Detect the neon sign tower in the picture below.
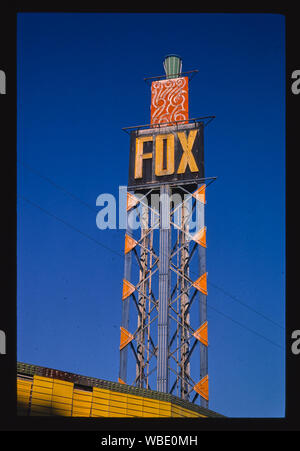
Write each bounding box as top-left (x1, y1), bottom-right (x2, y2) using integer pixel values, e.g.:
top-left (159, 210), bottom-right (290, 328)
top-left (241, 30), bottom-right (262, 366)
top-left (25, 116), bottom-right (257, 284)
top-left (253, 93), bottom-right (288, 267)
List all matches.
top-left (119, 55), bottom-right (215, 408)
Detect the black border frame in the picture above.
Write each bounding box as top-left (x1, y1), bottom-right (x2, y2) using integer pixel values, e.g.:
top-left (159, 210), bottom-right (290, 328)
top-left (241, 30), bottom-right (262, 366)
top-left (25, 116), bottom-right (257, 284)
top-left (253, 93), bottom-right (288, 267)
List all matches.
top-left (1, 5), bottom-right (298, 434)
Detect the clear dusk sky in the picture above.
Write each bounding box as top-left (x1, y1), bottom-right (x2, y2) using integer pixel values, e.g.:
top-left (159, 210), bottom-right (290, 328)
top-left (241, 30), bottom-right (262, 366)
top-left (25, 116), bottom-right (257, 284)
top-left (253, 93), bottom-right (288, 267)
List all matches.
top-left (17, 12), bottom-right (285, 417)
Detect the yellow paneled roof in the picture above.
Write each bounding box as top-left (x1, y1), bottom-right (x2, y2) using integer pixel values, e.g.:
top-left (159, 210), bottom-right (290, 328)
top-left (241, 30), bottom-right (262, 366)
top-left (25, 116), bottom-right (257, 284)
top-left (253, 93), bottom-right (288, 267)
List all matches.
top-left (17, 362), bottom-right (224, 418)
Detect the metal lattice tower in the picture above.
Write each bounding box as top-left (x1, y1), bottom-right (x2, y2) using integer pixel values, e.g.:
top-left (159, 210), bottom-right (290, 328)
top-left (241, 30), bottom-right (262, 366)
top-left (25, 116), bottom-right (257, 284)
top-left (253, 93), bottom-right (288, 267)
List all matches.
top-left (119, 56), bottom-right (214, 408)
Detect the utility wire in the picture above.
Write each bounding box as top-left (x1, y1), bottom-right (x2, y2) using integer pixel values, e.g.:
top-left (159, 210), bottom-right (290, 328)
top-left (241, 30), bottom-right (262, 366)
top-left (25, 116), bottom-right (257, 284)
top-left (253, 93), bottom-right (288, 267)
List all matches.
top-left (19, 194), bottom-right (283, 351)
top-left (207, 281), bottom-right (284, 330)
top-left (19, 195), bottom-right (123, 260)
top-left (19, 161), bottom-right (284, 331)
top-left (19, 162), bottom-right (96, 212)
top-left (206, 302), bottom-right (283, 350)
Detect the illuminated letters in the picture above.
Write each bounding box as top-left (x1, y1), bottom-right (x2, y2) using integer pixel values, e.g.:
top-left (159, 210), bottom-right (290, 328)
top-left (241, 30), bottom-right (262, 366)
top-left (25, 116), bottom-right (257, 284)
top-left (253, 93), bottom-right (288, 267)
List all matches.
top-left (134, 130), bottom-right (199, 179)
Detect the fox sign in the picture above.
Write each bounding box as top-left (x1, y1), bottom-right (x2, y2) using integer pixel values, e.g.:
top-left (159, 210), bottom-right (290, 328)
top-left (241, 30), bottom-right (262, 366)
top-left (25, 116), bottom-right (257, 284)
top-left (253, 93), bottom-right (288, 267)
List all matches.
top-left (128, 122), bottom-right (204, 188)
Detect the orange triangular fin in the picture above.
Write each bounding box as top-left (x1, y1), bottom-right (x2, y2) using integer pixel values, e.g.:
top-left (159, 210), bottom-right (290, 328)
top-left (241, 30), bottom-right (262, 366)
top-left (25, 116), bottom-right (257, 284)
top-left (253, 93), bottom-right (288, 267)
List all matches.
top-left (193, 375), bottom-right (209, 401)
top-left (122, 279), bottom-right (135, 300)
top-left (125, 234), bottom-right (138, 254)
top-left (191, 226), bottom-right (207, 247)
top-left (192, 184), bottom-right (206, 204)
top-left (127, 192), bottom-right (139, 211)
top-left (193, 273), bottom-right (208, 295)
top-left (119, 327), bottom-right (134, 350)
top-left (193, 321), bottom-right (208, 346)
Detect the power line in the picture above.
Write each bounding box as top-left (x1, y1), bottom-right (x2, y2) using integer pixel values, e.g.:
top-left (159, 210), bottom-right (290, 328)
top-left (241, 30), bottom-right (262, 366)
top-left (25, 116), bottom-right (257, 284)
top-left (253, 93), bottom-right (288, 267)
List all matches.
top-left (207, 303), bottom-right (283, 350)
top-left (19, 195), bottom-right (123, 260)
top-left (19, 194), bottom-right (283, 351)
top-left (19, 161), bottom-right (284, 331)
top-left (207, 280), bottom-right (284, 330)
top-left (19, 162), bottom-right (95, 212)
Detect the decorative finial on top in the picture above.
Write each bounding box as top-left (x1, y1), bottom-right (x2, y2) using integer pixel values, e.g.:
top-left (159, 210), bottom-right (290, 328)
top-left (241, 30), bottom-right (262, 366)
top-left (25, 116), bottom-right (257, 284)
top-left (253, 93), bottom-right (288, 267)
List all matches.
top-left (163, 54), bottom-right (182, 79)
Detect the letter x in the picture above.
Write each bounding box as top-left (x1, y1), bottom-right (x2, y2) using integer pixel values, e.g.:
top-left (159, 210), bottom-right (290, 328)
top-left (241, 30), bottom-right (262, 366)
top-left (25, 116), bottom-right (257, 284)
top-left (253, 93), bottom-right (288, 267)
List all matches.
top-left (177, 129), bottom-right (199, 174)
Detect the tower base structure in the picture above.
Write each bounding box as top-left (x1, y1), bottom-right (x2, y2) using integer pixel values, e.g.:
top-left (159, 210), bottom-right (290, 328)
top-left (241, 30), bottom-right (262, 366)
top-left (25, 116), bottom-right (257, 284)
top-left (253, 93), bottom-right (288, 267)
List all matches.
top-left (119, 157), bottom-right (212, 407)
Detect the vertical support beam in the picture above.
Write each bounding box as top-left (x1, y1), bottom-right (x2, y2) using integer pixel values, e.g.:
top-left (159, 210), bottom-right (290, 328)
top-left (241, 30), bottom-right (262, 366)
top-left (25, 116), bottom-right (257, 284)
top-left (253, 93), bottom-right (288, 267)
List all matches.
top-left (145, 227), bottom-right (153, 389)
top-left (136, 202), bottom-right (148, 387)
top-left (180, 201), bottom-right (190, 400)
top-left (176, 226), bottom-right (180, 398)
top-left (119, 193), bottom-right (133, 384)
top-left (197, 190), bottom-right (208, 408)
top-left (157, 184), bottom-right (171, 393)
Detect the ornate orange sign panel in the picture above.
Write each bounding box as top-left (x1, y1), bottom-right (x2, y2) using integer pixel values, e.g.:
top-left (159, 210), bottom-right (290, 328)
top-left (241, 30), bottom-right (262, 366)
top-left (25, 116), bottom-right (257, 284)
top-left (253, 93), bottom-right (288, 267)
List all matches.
top-left (150, 76), bottom-right (189, 126)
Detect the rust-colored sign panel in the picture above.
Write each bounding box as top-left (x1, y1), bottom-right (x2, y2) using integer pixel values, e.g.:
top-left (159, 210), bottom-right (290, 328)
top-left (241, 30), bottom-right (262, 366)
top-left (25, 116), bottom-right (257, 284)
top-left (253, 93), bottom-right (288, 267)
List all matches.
top-left (151, 76), bottom-right (189, 126)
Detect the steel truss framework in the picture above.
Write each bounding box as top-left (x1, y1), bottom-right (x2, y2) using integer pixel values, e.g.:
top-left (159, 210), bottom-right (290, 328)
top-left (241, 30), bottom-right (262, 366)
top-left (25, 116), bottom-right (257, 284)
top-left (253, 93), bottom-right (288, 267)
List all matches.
top-left (119, 182), bottom-right (209, 407)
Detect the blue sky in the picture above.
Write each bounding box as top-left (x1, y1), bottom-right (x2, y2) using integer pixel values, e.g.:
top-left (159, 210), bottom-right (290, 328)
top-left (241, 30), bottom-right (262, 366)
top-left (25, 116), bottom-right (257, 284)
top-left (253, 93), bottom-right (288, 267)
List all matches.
top-left (17, 13), bottom-right (285, 418)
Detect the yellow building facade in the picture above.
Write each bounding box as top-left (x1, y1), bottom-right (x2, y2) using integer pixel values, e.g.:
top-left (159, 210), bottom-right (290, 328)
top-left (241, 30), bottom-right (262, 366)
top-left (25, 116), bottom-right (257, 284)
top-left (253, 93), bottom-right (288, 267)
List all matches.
top-left (17, 362), bottom-right (223, 418)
